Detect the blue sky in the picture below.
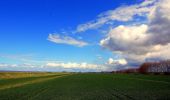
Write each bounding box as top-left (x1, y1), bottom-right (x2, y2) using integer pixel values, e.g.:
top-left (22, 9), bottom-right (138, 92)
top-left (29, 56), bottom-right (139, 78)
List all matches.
top-left (0, 0), bottom-right (169, 72)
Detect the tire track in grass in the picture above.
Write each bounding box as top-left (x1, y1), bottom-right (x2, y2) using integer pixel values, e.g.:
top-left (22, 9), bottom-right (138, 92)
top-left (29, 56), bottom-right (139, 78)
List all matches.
top-left (114, 88), bottom-right (136, 100)
top-left (28, 87), bottom-right (49, 100)
top-left (0, 74), bottom-right (71, 90)
top-left (97, 89), bottom-right (119, 100)
top-left (106, 88), bottom-right (125, 100)
top-left (109, 91), bottom-right (123, 100)
top-left (25, 74), bottom-right (71, 100)
top-left (12, 74), bottom-right (71, 100)
top-left (125, 78), bottom-right (170, 84)
top-left (19, 87), bottom-right (48, 100)
top-left (108, 88), bottom-right (136, 100)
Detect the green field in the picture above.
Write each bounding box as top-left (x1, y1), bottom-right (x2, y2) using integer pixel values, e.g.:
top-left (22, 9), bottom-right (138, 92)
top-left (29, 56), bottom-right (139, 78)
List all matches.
top-left (0, 72), bottom-right (170, 100)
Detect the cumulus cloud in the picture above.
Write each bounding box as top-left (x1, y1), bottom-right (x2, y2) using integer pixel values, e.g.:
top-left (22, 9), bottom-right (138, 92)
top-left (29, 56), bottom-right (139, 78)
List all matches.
top-left (147, 0), bottom-right (170, 45)
top-left (100, 0), bottom-right (170, 67)
top-left (104, 58), bottom-right (128, 70)
top-left (107, 58), bottom-right (127, 65)
top-left (48, 34), bottom-right (88, 47)
top-left (76, 0), bottom-right (156, 32)
top-left (100, 24), bottom-right (149, 55)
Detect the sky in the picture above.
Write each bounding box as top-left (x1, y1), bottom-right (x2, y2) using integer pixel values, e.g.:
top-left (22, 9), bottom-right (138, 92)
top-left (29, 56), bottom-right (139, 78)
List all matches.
top-left (0, 0), bottom-right (170, 72)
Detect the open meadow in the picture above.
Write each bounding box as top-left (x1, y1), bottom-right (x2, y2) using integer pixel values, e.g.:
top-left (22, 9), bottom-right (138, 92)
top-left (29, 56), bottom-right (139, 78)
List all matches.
top-left (0, 72), bottom-right (170, 100)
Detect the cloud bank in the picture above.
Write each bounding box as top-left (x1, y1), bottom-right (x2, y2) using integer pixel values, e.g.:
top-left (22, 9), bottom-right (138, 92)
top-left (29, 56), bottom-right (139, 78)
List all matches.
top-left (0, 62), bottom-right (110, 72)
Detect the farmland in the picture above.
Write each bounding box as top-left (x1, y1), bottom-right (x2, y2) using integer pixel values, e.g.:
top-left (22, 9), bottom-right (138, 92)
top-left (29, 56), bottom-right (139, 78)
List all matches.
top-left (0, 72), bottom-right (170, 100)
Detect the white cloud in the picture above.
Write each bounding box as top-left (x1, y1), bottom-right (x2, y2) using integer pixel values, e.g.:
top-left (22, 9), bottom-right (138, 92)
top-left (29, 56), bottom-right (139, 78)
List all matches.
top-left (45, 61), bottom-right (128, 72)
top-left (0, 59), bottom-right (129, 72)
top-left (76, 0), bottom-right (156, 32)
top-left (107, 58), bottom-right (127, 65)
top-left (100, 24), bottom-right (149, 55)
top-left (145, 44), bottom-right (170, 60)
top-left (147, 0), bottom-right (170, 45)
top-left (48, 34), bottom-right (88, 47)
top-left (46, 62), bottom-right (98, 70)
top-left (104, 58), bottom-right (129, 71)
top-left (0, 64), bottom-right (17, 68)
top-left (100, 0), bottom-right (170, 66)
top-left (0, 63), bottom-right (42, 71)
top-left (0, 62), bottom-right (106, 72)
top-left (3, 62), bottom-right (109, 72)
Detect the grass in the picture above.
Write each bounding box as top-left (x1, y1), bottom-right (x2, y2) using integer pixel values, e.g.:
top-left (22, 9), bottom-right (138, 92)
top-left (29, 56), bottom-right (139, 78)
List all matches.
top-left (0, 72), bottom-right (170, 100)
top-left (0, 72), bottom-right (62, 79)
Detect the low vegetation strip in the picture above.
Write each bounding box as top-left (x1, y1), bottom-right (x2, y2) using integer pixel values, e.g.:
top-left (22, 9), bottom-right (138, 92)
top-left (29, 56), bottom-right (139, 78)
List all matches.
top-left (0, 73), bottom-right (71, 90)
top-left (0, 72), bottom-right (66, 79)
